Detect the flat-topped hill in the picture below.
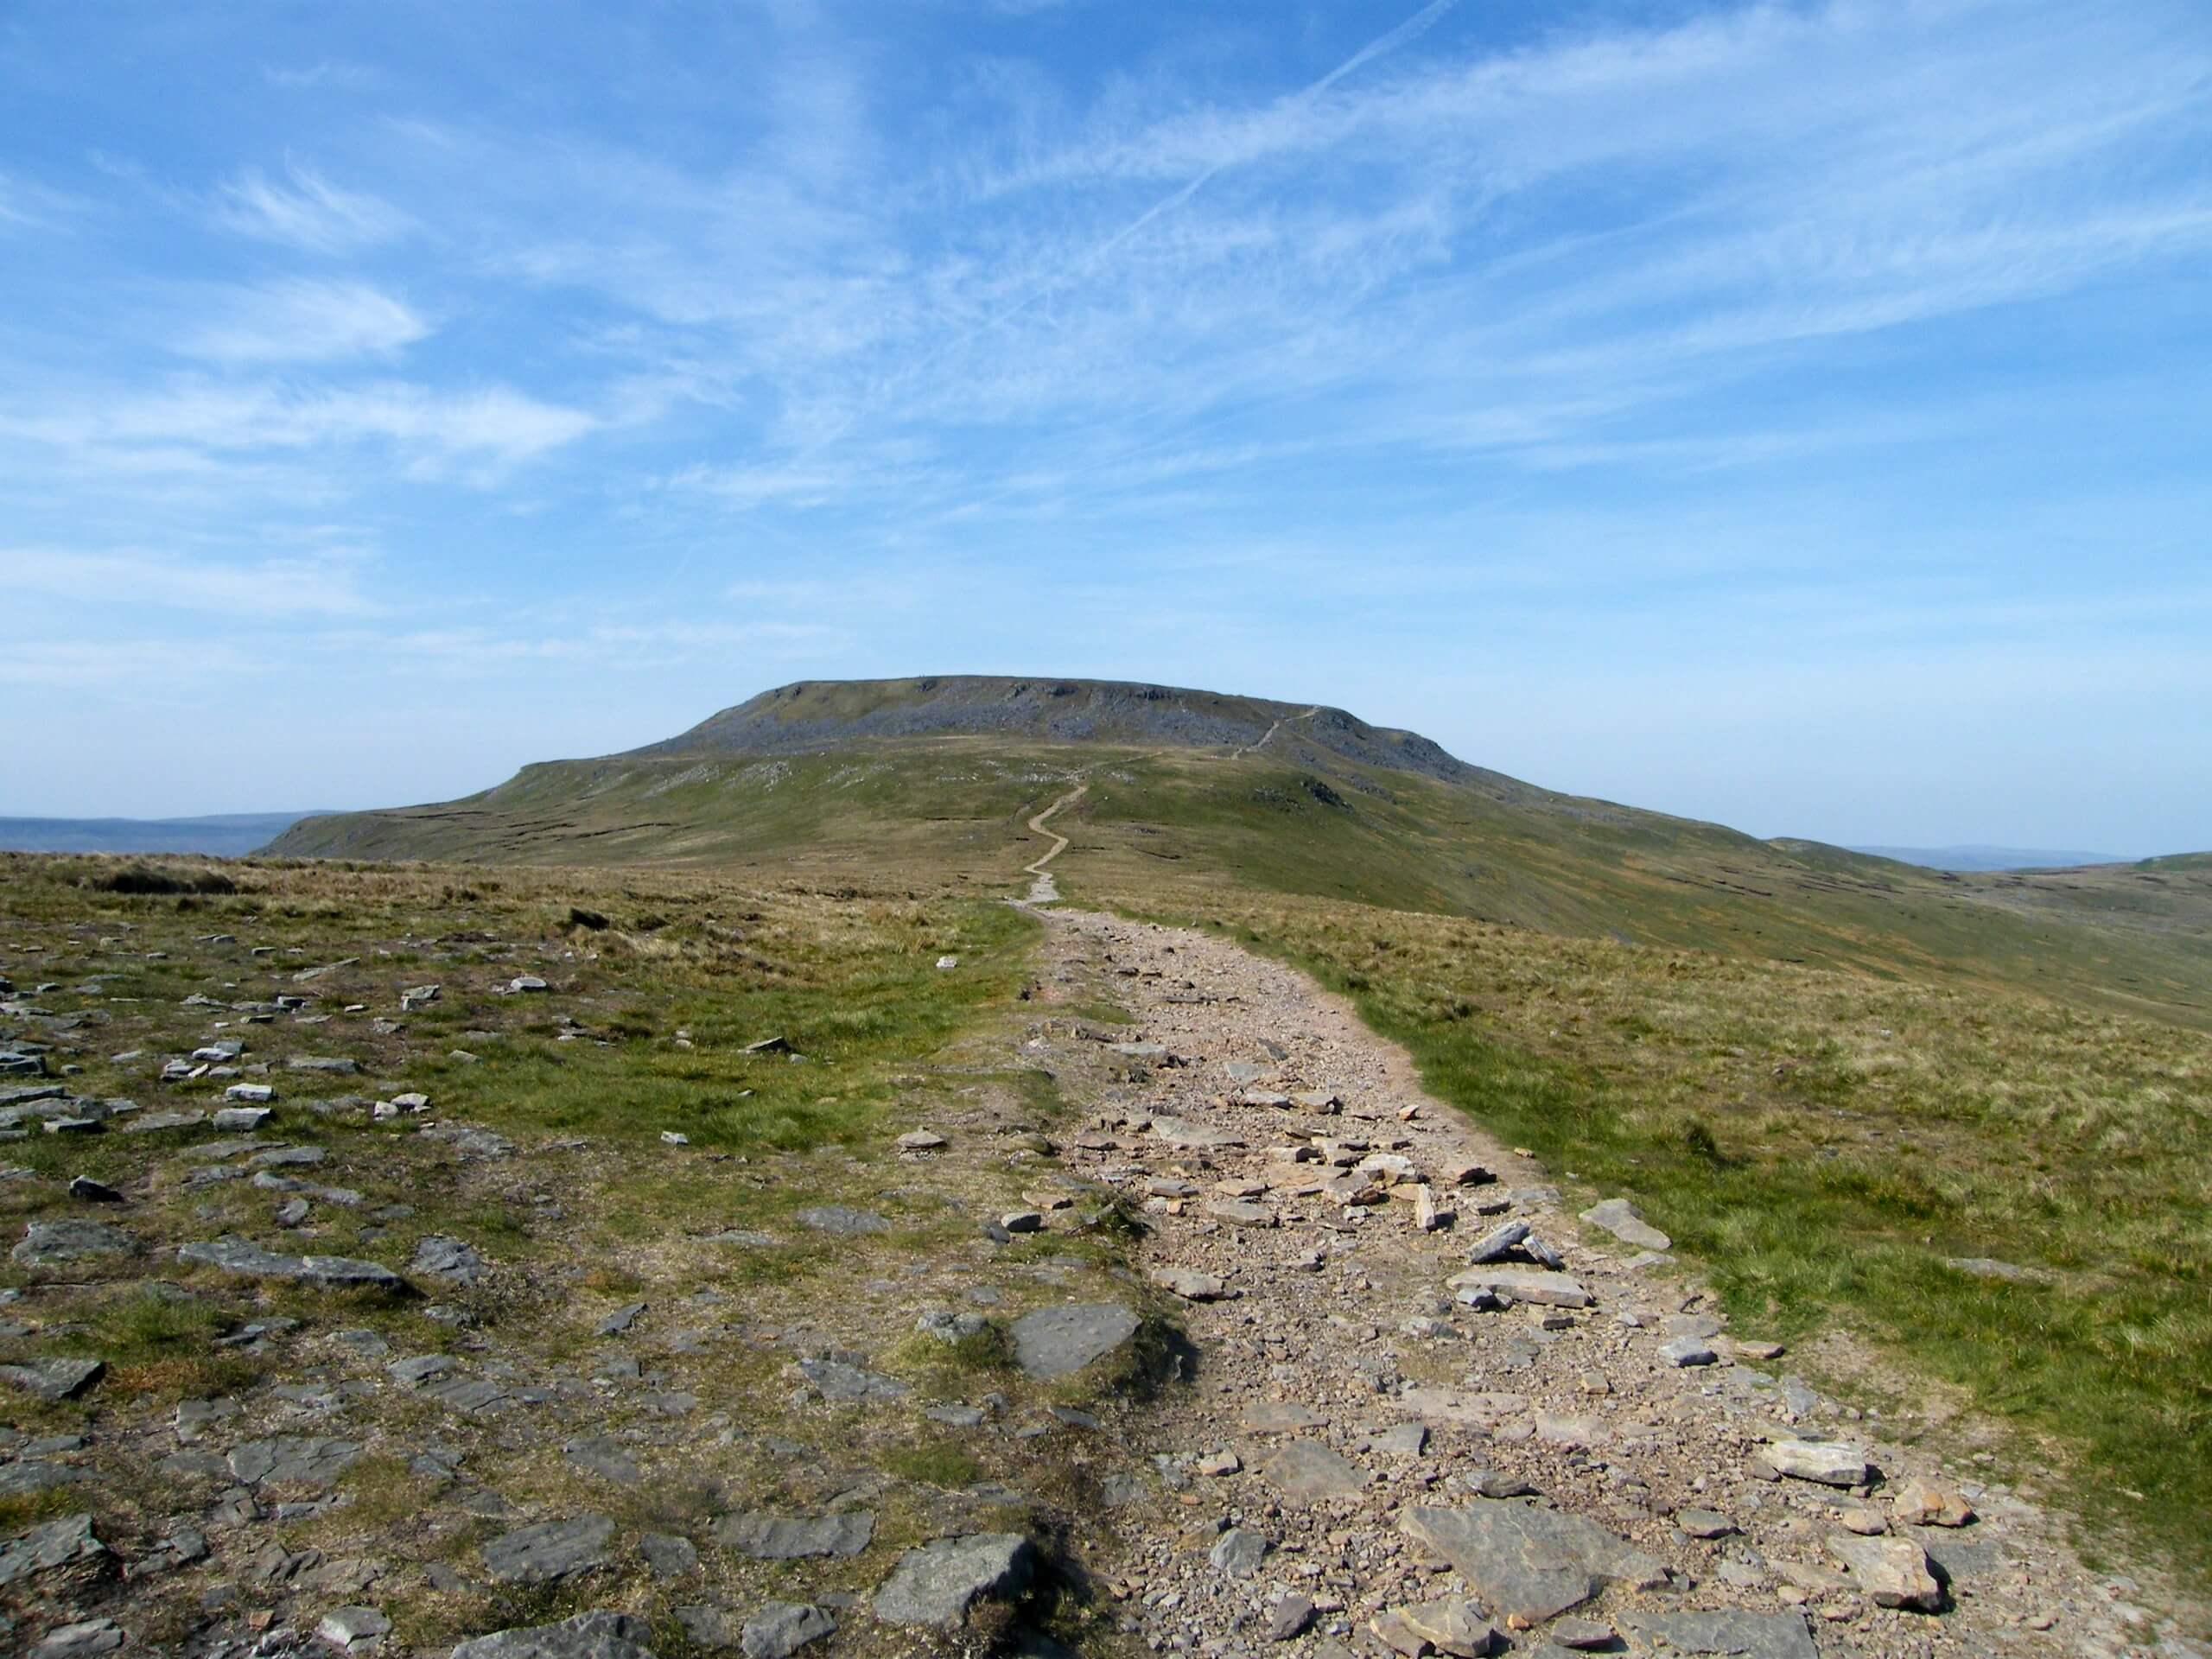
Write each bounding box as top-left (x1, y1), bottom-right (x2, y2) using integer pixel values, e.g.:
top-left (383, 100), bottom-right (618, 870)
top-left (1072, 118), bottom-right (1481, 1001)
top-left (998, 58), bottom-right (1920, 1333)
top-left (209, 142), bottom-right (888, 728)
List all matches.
top-left (261, 675), bottom-right (2212, 1030)
top-left (635, 676), bottom-right (1484, 785)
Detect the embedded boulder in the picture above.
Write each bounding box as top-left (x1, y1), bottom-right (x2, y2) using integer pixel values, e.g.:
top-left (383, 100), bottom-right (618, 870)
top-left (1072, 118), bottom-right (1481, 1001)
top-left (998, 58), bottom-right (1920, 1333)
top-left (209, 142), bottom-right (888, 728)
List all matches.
top-left (1009, 1303), bottom-right (1140, 1379)
top-left (14, 1218), bottom-right (137, 1266)
top-left (1401, 1501), bottom-right (1668, 1624)
top-left (482, 1515), bottom-right (616, 1584)
top-left (873, 1532), bottom-right (1034, 1628)
top-left (178, 1236), bottom-right (409, 1294)
top-left (449, 1611), bottom-right (656, 1659)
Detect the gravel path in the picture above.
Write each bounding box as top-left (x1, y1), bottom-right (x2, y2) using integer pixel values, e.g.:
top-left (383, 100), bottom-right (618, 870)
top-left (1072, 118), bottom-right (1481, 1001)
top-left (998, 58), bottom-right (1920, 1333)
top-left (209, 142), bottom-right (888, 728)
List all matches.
top-left (1021, 902), bottom-right (2168, 1659)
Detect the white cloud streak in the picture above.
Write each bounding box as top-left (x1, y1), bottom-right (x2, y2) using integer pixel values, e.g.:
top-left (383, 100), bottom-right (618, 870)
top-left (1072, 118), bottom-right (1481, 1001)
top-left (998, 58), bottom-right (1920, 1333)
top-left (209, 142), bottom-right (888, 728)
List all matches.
top-left (214, 162), bottom-right (412, 253)
top-left (180, 278), bottom-right (431, 364)
top-left (1, 545), bottom-right (381, 618)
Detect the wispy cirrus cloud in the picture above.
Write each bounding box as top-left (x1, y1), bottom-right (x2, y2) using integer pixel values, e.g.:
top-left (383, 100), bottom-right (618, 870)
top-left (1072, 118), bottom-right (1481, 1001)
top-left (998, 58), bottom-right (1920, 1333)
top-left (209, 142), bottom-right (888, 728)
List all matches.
top-left (1, 379), bottom-right (595, 471)
top-left (179, 278), bottom-right (431, 364)
top-left (1, 544), bottom-right (382, 618)
top-left (0, 168), bottom-right (86, 233)
top-left (3, 0), bottom-right (2208, 840)
top-left (214, 161), bottom-right (412, 252)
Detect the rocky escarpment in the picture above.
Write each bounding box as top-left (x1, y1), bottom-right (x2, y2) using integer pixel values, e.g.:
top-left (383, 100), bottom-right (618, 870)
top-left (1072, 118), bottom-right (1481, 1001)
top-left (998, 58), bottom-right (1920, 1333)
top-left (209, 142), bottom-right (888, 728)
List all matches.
top-left (633, 677), bottom-right (1490, 786)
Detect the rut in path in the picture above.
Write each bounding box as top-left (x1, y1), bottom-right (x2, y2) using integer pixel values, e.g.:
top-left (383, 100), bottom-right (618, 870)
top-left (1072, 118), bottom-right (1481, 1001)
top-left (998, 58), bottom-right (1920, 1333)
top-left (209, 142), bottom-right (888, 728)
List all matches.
top-left (1016, 904), bottom-right (2151, 1659)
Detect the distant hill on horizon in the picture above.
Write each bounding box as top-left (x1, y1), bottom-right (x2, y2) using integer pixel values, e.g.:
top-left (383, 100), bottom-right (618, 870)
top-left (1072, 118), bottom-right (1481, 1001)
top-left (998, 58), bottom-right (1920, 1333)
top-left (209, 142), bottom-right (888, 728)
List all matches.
top-left (1851, 844), bottom-right (2140, 872)
top-left (0, 812), bottom-right (330, 857)
top-left (263, 675), bottom-right (2212, 1031)
top-left (635, 674), bottom-right (1492, 786)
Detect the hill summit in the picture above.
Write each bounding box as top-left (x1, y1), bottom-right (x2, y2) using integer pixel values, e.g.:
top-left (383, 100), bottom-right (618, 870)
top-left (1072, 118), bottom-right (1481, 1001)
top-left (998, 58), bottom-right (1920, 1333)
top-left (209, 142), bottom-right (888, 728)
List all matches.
top-left (636, 676), bottom-right (1482, 785)
top-left (258, 673), bottom-right (2212, 1031)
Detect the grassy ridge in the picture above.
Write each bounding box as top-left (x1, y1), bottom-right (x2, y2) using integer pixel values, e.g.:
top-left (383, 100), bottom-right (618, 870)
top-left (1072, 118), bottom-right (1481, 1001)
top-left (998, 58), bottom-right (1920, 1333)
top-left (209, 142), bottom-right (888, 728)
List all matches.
top-left (1110, 881), bottom-right (2212, 1582)
top-left (269, 739), bottom-right (2212, 1030)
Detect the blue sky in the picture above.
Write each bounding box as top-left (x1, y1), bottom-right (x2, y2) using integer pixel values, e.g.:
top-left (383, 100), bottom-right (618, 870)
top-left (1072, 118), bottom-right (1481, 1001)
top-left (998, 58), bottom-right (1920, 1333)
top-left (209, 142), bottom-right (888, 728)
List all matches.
top-left (3, 0), bottom-right (2208, 851)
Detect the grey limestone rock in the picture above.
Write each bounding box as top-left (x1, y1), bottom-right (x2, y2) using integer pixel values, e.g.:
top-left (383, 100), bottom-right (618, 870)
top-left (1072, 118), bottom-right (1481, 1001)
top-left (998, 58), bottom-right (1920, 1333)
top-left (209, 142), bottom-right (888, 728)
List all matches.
top-left (714, 1511), bottom-right (874, 1560)
top-left (739, 1601), bottom-right (835, 1659)
top-left (796, 1357), bottom-right (906, 1401)
top-left (793, 1205), bottom-right (885, 1235)
top-left (1210, 1526), bottom-right (1269, 1578)
top-left (15, 1218), bottom-right (137, 1265)
top-left (179, 1236), bottom-right (408, 1293)
top-left (0, 1513), bottom-right (110, 1587)
top-left (482, 1515), bottom-right (616, 1584)
top-left (1580, 1197), bottom-right (1672, 1251)
top-left (1255, 1441), bottom-right (1365, 1503)
top-left (449, 1611), bottom-right (656, 1659)
top-left (1401, 1501), bottom-right (1669, 1624)
top-left (638, 1531), bottom-right (698, 1578)
top-left (228, 1435), bottom-right (362, 1489)
top-left (412, 1234), bottom-right (486, 1284)
top-left (873, 1532), bottom-right (1034, 1627)
top-left (1617, 1610), bottom-right (1816, 1658)
top-left (1009, 1302), bottom-right (1139, 1379)
top-left (0, 1357), bottom-right (105, 1400)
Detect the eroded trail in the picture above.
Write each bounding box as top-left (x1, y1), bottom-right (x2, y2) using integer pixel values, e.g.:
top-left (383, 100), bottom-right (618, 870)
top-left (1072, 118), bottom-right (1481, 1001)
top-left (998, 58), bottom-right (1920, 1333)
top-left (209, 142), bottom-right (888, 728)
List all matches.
top-left (1019, 906), bottom-right (2149, 1659)
top-left (1021, 784), bottom-right (1088, 905)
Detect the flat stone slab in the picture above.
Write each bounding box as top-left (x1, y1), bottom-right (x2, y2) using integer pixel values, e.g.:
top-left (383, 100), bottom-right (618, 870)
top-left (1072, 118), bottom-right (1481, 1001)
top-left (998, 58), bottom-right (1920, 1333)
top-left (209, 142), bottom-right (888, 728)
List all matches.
top-left (483, 1515), bottom-right (615, 1583)
top-left (1203, 1198), bottom-right (1277, 1228)
top-left (564, 1435), bottom-right (641, 1484)
top-left (873, 1532), bottom-right (1034, 1627)
top-left (1255, 1440), bottom-right (1365, 1502)
top-left (419, 1122), bottom-right (517, 1159)
top-left (0, 1513), bottom-right (109, 1587)
top-left (179, 1236), bottom-right (408, 1294)
top-left (1241, 1400), bottom-right (1329, 1432)
top-left (28, 1616), bottom-right (124, 1657)
top-left (450, 1611), bottom-right (656, 1659)
top-left (1758, 1439), bottom-right (1872, 1486)
top-left (0, 1460), bottom-right (87, 1497)
top-left (0, 1358), bottom-right (105, 1401)
top-left (797, 1357), bottom-right (907, 1401)
top-left (1446, 1266), bottom-right (1593, 1307)
top-left (14, 1218), bottom-right (137, 1265)
top-left (1392, 1388), bottom-right (1528, 1429)
top-left (715, 1511), bottom-right (874, 1560)
top-left (794, 1205), bottom-right (887, 1235)
top-left (121, 1110), bottom-right (206, 1134)
top-left (637, 1533), bottom-right (696, 1580)
top-left (1580, 1197), bottom-right (1671, 1251)
top-left (1010, 1303), bottom-right (1140, 1379)
top-left (1210, 1526), bottom-right (1268, 1577)
top-left (740, 1600), bottom-right (835, 1659)
top-left (412, 1234), bottom-right (486, 1284)
top-left (1152, 1267), bottom-right (1229, 1300)
top-left (229, 1436), bottom-right (361, 1489)
top-left (1618, 1610), bottom-right (1817, 1658)
top-left (1147, 1115), bottom-right (1243, 1150)
top-left (1402, 1501), bottom-right (1669, 1624)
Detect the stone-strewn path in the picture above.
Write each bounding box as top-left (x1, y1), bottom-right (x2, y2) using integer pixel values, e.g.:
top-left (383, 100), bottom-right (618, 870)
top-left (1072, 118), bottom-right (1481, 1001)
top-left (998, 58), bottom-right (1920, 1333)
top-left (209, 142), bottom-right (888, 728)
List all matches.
top-left (1021, 905), bottom-right (2158, 1659)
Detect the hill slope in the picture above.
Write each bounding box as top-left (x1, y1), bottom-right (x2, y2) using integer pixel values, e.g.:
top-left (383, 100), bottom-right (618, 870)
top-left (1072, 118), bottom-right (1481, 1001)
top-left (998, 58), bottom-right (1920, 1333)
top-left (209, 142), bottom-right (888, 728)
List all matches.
top-left (265, 677), bottom-right (2212, 1027)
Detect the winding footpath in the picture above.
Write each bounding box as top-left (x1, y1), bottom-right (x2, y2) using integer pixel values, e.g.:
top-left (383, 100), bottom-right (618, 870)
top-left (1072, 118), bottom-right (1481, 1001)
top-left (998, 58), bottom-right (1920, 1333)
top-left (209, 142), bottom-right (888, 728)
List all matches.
top-left (1021, 783), bottom-right (1089, 904)
top-left (1009, 793), bottom-right (2179, 1658)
